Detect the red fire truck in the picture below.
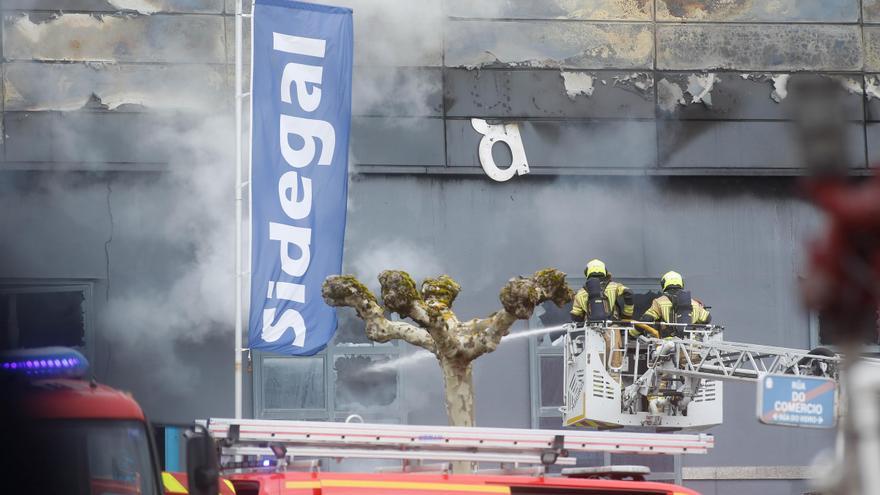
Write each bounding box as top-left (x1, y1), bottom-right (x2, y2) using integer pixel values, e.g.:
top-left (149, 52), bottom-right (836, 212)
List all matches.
top-left (1, 346), bottom-right (231, 495)
top-left (2, 347), bottom-right (703, 495)
top-left (204, 418), bottom-right (707, 495)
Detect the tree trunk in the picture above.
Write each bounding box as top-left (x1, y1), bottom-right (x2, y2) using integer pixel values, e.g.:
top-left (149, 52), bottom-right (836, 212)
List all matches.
top-left (440, 358), bottom-right (475, 427)
top-left (439, 358), bottom-right (475, 473)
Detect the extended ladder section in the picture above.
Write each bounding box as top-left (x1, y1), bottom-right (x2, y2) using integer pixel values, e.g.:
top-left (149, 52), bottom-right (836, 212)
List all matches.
top-left (642, 336), bottom-right (845, 382)
top-left (203, 418), bottom-right (714, 470)
top-left (561, 322), bottom-right (880, 430)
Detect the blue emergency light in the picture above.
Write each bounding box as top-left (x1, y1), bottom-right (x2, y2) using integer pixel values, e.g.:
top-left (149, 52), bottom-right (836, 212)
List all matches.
top-left (0, 347), bottom-right (89, 379)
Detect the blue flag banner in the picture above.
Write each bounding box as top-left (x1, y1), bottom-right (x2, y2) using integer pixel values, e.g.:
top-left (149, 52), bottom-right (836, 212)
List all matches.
top-left (249, 0), bottom-right (352, 355)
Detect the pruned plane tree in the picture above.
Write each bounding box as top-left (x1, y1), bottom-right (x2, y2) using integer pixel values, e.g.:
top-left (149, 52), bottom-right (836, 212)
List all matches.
top-left (322, 269), bottom-right (573, 427)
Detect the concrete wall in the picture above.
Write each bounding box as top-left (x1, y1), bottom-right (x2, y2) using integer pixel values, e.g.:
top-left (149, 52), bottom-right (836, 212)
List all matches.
top-left (1, 0), bottom-right (870, 492)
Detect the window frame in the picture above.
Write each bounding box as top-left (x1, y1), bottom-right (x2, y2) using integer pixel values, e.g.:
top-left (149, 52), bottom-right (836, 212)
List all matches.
top-left (0, 278), bottom-right (96, 365)
top-left (254, 333), bottom-right (406, 423)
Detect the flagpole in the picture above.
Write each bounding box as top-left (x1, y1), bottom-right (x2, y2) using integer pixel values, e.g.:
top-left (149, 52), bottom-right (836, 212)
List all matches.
top-left (234, 0), bottom-right (245, 420)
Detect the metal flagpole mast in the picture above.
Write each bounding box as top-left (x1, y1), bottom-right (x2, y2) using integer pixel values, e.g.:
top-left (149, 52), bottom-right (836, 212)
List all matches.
top-left (234, 0), bottom-right (245, 420)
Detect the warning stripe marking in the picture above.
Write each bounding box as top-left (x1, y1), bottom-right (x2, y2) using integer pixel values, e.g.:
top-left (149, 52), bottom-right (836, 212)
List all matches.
top-left (162, 472), bottom-right (188, 494)
top-left (285, 480), bottom-right (510, 493)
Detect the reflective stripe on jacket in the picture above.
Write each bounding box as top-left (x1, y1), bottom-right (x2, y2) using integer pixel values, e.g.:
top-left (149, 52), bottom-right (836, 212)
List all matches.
top-left (570, 280), bottom-right (634, 320)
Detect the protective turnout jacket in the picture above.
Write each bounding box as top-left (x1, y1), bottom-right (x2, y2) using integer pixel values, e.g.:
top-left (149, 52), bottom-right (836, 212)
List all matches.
top-left (571, 280), bottom-right (634, 321)
top-left (642, 289), bottom-right (711, 337)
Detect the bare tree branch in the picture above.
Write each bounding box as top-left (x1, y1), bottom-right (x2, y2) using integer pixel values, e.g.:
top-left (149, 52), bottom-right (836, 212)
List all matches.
top-left (456, 268), bottom-right (574, 359)
top-left (322, 268), bottom-right (572, 433)
top-left (322, 275), bottom-right (436, 352)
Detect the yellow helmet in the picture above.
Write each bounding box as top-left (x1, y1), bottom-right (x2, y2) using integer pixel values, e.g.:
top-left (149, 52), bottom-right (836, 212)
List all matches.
top-left (584, 259), bottom-right (608, 278)
top-left (661, 270), bottom-right (684, 290)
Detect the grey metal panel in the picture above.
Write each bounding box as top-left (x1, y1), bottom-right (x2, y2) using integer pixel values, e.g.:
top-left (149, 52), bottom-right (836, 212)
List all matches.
top-left (445, 119), bottom-right (656, 169)
top-left (864, 26), bottom-right (880, 72)
top-left (4, 62), bottom-right (229, 112)
top-left (351, 117), bottom-right (445, 166)
top-left (4, 112), bottom-right (54, 162)
top-left (656, 0), bottom-right (859, 22)
top-left (352, 67), bottom-right (443, 117)
top-left (659, 121), bottom-right (867, 168)
top-left (866, 0), bottom-right (880, 23)
top-left (866, 123), bottom-right (880, 165)
top-left (445, 69), bottom-right (655, 119)
top-left (657, 24), bottom-right (863, 71)
top-left (3, 12), bottom-right (227, 63)
top-left (4, 111), bottom-right (175, 163)
top-left (446, 0), bottom-right (652, 21)
top-left (445, 20), bottom-right (654, 70)
top-left (656, 72), bottom-right (865, 121)
top-left (1, 0), bottom-right (224, 13)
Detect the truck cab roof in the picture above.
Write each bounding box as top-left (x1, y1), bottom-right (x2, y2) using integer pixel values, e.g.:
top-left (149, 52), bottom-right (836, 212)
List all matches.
top-left (16, 377), bottom-right (145, 421)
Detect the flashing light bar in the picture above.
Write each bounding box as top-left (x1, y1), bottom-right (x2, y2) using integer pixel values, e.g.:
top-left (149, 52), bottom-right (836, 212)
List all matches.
top-left (0, 347), bottom-right (89, 379)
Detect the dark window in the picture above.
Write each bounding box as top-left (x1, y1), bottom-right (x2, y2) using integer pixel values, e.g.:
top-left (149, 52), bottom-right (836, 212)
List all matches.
top-left (632, 289), bottom-right (662, 320)
top-left (540, 355), bottom-right (564, 407)
top-left (817, 310), bottom-right (880, 347)
top-left (1, 290), bottom-right (86, 350)
top-left (333, 354), bottom-right (398, 410)
top-left (18, 419), bottom-right (159, 495)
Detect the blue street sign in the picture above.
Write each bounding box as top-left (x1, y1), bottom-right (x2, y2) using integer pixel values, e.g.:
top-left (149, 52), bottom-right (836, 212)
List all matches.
top-left (756, 374), bottom-right (837, 428)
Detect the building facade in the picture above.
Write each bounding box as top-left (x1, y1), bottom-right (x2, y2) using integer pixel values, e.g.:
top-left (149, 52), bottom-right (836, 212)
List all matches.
top-left (3, 1), bottom-right (880, 493)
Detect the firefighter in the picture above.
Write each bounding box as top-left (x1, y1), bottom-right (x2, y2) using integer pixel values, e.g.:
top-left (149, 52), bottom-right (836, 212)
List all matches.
top-left (639, 271), bottom-right (711, 415)
top-left (570, 259), bottom-right (634, 323)
top-left (570, 259), bottom-right (633, 383)
top-left (639, 270), bottom-right (711, 339)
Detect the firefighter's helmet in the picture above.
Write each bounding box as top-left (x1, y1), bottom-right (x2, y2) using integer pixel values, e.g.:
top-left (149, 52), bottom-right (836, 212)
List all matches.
top-left (585, 259), bottom-right (608, 278)
top-left (661, 271), bottom-right (684, 291)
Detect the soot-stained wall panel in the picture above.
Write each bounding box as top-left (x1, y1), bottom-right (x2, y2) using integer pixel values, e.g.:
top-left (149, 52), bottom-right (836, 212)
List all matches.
top-left (656, 72), bottom-right (866, 121)
top-left (3, 13), bottom-right (227, 63)
top-left (658, 121), bottom-right (867, 169)
top-left (4, 62), bottom-right (229, 112)
top-left (656, 0), bottom-right (859, 22)
top-left (4, 111), bottom-right (177, 164)
top-left (445, 20), bottom-right (654, 70)
top-left (446, 119), bottom-right (656, 169)
top-left (866, 0), bottom-right (880, 23)
top-left (1, 0), bottom-right (224, 13)
top-left (657, 24), bottom-right (863, 71)
top-left (445, 69), bottom-right (654, 119)
top-left (447, 0), bottom-right (653, 21)
top-left (351, 117), bottom-right (445, 167)
top-left (863, 27), bottom-right (880, 72)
